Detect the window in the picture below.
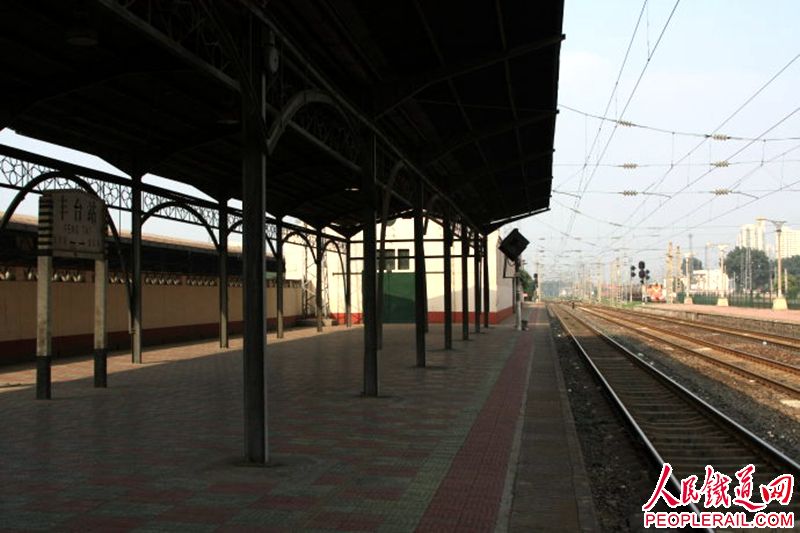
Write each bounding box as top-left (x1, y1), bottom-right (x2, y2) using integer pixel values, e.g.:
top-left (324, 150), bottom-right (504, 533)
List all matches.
top-left (384, 249), bottom-right (396, 271)
top-left (377, 248), bottom-right (410, 271)
top-left (397, 249), bottom-right (410, 271)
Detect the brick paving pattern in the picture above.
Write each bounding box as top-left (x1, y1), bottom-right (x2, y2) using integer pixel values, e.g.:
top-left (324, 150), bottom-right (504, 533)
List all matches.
top-left (417, 311), bottom-right (534, 533)
top-left (0, 315), bottom-right (541, 532)
top-left (507, 307), bottom-right (598, 532)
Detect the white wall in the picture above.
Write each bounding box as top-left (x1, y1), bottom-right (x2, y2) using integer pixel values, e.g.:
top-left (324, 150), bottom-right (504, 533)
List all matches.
top-left (320, 217), bottom-right (514, 319)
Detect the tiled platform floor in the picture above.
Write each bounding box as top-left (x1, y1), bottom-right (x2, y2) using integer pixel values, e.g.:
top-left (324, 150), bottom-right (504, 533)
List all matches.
top-left (0, 305), bottom-right (595, 532)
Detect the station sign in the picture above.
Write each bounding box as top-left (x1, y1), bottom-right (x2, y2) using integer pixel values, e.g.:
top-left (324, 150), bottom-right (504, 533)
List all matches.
top-left (38, 190), bottom-right (105, 260)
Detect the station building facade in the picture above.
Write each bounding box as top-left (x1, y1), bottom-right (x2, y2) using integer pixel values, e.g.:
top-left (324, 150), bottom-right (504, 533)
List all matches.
top-left (1, 211), bottom-right (517, 363)
top-left (0, 212), bottom-right (302, 363)
top-left (283, 217), bottom-right (516, 325)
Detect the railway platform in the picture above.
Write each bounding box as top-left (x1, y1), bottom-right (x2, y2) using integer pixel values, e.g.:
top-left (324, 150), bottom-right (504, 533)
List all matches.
top-left (644, 303), bottom-right (800, 324)
top-left (0, 304), bottom-right (597, 532)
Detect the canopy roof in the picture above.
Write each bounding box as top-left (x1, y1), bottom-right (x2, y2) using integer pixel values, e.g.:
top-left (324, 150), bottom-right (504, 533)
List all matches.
top-left (1, 0), bottom-right (563, 234)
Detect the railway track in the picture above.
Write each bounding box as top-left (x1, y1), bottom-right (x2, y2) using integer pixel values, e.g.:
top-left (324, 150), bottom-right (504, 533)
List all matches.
top-left (550, 303), bottom-right (800, 529)
top-left (593, 305), bottom-right (800, 352)
top-left (578, 305), bottom-right (800, 398)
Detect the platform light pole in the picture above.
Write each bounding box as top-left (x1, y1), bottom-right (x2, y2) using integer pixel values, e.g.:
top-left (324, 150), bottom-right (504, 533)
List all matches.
top-left (765, 220), bottom-right (787, 310)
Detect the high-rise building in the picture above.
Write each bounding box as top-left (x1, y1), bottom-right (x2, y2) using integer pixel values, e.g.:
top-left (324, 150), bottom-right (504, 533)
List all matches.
top-left (737, 218), bottom-right (766, 251)
top-left (779, 226), bottom-right (800, 258)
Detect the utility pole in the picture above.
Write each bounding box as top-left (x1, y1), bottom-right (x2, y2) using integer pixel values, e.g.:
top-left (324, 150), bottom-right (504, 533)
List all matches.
top-left (686, 233), bottom-right (694, 304)
top-left (717, 244), bottom-right (729, 306)
top-left (746, 246), bottom-right (752, 294)
top-left (628, 261), bottom-right (634, 303)
top-left (666, 242), bottom-right (674, 304)
top-left (765, 220), bottom-right (788, 310)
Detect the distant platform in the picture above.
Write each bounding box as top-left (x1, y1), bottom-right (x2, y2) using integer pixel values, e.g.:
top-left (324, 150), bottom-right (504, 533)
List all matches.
top-left (637, 303), bottom-right (800, 326)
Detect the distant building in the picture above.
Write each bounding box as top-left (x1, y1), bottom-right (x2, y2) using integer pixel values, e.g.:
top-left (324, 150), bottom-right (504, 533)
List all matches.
top-left (679, 268), bottom-right (728, 294)
top-left (779, 226), bottom-right (800, 258)
top-left (285, 217), bottom-right (516, 325)
top-left (737, 219), bottom-right (766, 251)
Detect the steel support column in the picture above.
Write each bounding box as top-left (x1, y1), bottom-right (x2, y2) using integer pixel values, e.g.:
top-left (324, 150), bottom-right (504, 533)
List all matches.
top-left (483, 234), bottom-right (490, 328)
top-left (219, 202), bottom-right (229, 348)
top-left (241, 16), bottom-right (268, 464)
top-left (413, 179), bottom-right (426, 367)
top-left (443, 217), bottom-right (453, 349)
top-left (362, 134), bottom-right (379, 396)
top-left (461, 225), bottom-right (469, 341)
top-left (376, 199), bottom-right (390, 349)
top-left (276, 218), bottom-right (284, 338)
top-left (36, 254), bottom-right (52, 399)
top-left (316, 227), bottom-right (323, 332)
top-left (345, 237), bottom-right (352, 327)
top-left (474, 232), bottom-right (481, 334)
top-left (131, 173), bottom-right (143, 364)
top-left (94, 258), bottom-right (108, 387)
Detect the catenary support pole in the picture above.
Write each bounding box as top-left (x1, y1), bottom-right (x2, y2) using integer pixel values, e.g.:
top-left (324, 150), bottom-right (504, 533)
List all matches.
top-left (362, 133), bottom-right (379, 396)
top-left (414, 179), bottom-right (426, 367)
top-left (443, 216), bottom-right (453, 349)
top-left (131, 173), bottom-right (143, 364)
top-left (241, 15), bottom-right (268, 464)
top-left (276, 218), bottom-right (284, 338)
top-left (219, 202), bottom-right (229, 348)
top-left (483, 234), bottom-right (490, 328)
top-left (94, 258), bottom-right (108, 387)
top-left (461, 224), bottom-right (469, 341)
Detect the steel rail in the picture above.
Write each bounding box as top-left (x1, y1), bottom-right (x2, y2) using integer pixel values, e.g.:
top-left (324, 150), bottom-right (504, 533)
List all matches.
top-left (586, 306), bottom-right (800, 377)
top-left (550, 304), bottom-right (800, 527)
top-left (612, 306), bottom-right (800, 351)
top-left (581, 306), bottom-right (800, 398)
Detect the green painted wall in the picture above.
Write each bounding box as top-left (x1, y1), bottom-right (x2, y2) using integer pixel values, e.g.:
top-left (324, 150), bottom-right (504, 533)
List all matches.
top-left (382, 272), bottom-right (415, 323)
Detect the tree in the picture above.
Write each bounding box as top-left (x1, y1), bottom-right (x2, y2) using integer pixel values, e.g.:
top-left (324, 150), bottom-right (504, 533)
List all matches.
top-left (781, 255), bottom-right (800, 277)
top-left (680, 256), bottom-right (703, 272)
top-left (724, 247), bottom-right (771, 291)
top-left (779, 255), bottom-right (800, 298)
top-left (517, 268), bottom-right (534, 295)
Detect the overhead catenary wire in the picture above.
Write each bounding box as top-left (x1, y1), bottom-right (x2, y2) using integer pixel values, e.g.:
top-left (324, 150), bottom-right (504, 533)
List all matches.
top-left (606, 51), bottom-right (800, 234)
top-left (558, 104), bottom-right (800, 143)
top-left (554, 159), bottom-right (800, 168)
top-left (559, 137), bottom-right (800, 261)
top-left (563, 0), bottom-right (681, 249)
top-left (554, 0), bottom-right (649, 251)
top-left (623, 175), bottom-right (800, 260)
top-left (609, 108), bottom-right (800, 243)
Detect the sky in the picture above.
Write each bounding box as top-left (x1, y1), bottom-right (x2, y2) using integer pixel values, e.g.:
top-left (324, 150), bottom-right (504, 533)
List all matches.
top-left (515, 0), bottom-right (800, 289)
top-left (2, 1), bottom-right (799, 289)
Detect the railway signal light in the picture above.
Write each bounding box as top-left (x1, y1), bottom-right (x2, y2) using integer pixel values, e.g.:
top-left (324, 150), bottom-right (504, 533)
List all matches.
top-left (630, 265), bottom-right (636, 278)
top-left (638, 261), bottom-right (647, 284)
